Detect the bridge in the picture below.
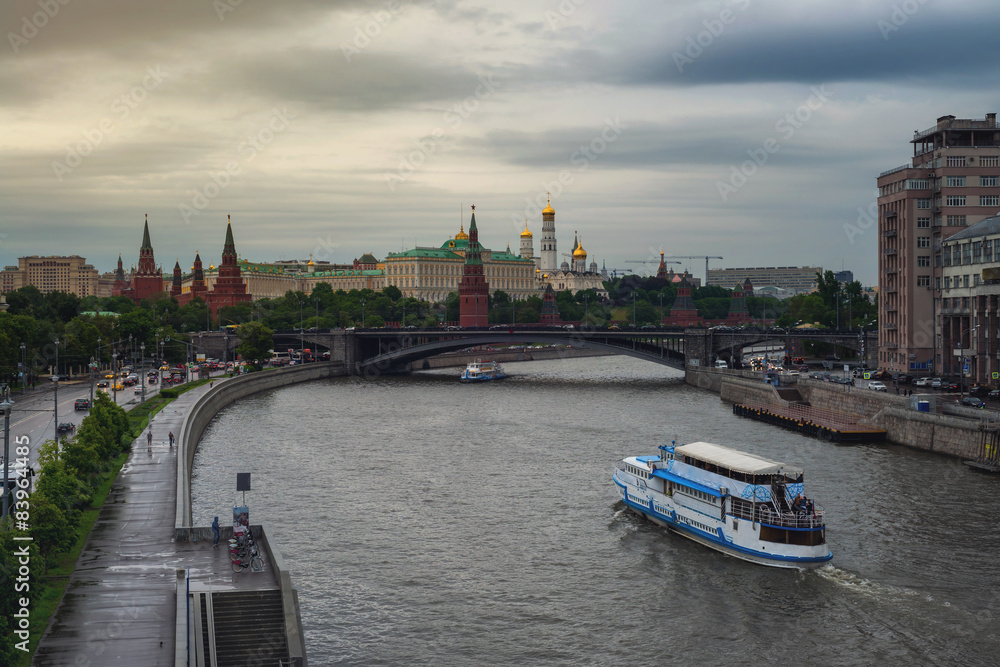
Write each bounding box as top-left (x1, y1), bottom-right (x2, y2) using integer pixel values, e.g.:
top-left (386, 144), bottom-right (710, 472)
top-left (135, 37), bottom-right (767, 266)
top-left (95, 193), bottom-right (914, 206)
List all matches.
top-left (197, 326), bottom-right (879, 375)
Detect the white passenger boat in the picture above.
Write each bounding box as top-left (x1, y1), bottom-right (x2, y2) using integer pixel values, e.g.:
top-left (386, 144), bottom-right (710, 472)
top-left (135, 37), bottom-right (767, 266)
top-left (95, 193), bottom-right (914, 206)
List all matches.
top-left (460, 360), bottom-right (507, 382)
top-left (612, 441), bottom-right (831, 568)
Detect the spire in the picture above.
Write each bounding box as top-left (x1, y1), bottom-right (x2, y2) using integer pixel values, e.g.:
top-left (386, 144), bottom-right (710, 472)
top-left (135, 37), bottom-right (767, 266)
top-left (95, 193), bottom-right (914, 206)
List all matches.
top-left (223, 214), bottom-right (236, 258)
top-left (140, 213), bottom-right (152, 250)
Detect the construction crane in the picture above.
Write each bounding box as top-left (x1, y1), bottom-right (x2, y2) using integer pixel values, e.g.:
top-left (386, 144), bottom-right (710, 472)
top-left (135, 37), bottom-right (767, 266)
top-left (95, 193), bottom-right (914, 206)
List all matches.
top-left (604, 268), bottom-right (634, 279)
top-left (662, 255), bottom-right (723, 284)
top-left (625, 259), bottom-right (681, 277)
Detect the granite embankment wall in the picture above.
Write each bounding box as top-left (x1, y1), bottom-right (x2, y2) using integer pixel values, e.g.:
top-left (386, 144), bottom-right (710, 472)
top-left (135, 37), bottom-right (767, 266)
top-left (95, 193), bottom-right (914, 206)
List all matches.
top-left (420, 346), bottom-right (612, 369)
top-left (686, 367), bottom-right (985, 459)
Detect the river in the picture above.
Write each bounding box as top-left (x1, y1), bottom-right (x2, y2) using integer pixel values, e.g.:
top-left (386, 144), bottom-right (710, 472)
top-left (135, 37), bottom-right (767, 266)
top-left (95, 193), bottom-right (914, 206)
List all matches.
top-left (191, 356), bottom-right (1000, 665)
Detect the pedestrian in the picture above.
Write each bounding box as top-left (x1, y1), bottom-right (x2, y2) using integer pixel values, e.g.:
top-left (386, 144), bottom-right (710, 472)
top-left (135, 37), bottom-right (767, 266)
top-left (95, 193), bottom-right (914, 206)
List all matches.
top-left (147, 429), bottom-right (152, 447)
top-left (210, 379), bottom-right (214, 388)
top-left (168, 431), bottom-right (174, 447)
top-left (212, 516), bottom-right (220, 547)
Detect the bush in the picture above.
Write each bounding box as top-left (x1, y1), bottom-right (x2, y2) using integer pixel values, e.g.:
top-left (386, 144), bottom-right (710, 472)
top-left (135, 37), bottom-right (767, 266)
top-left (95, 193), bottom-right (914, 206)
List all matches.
top-left (159, 388), bottom-right (179, 399)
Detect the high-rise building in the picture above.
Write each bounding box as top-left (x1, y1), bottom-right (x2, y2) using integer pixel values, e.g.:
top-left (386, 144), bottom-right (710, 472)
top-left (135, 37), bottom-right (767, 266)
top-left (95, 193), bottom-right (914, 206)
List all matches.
top-left (707, 266), bottom-right (820, 291)
top-left (877, 113), bottom-right (1000, 373)
top-left (1, 255), bottom-right (102, 297)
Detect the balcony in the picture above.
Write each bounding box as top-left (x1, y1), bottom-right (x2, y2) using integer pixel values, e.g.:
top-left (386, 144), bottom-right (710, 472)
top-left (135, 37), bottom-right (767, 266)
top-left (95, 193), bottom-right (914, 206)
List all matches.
top-left (883, 248), bottom-right (898, 255)
top-left (883, 229), bottom-right (898, 237)
top-left (884, 210), bottom-right (898, 219)
top-left (884, 323), bottom-right (898, 330)
top-left (879, 164), bottom-right (912, 178)
top-left (883, 342), bottom-right (898, 349)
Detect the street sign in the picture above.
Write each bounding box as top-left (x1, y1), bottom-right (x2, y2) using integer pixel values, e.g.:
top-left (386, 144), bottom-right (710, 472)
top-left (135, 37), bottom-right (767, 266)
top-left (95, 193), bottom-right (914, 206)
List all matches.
top-left (993, 372), bottom-right (999, 380)
top-left (864, 372), bottom-right (871, 380)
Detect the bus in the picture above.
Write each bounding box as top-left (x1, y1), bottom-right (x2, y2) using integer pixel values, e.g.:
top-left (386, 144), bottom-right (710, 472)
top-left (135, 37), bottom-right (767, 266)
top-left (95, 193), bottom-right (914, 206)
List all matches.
top-left (270, 351), bottom-right (291, 367)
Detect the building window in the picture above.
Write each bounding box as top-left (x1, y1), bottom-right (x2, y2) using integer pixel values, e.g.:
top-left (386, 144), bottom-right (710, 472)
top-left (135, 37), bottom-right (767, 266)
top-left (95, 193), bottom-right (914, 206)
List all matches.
top-left (974, 274), bottom-right (981, 286)
top-left (981, 157), bottom-right (1000, 167)
top-left (980, 195), bottom-right (999, 207)
top-left (944, 276), bottom-right (952, 289)
top-left (973, 242), bottom-right (982, 263)
top-left (981, 175), bottom-right (999, 187)
top-left (917, 237), bottom-right (931, 248)
top-left (916, 217), bottom-right (930, 228)
top-left (963, 244), bottom-right (972, 264)
top-left (946, 195), bottom-right (966, 206)
top-left (906, 179), bottom-right (930, 189)
top-left (985, 240), bottom-right (993, 262)
top-left (946, 176), bottom-right (966, 187)
top-left (964, 276), bottom-right (970, 289)
top-left (946, 215), bottom-right (966, 225)
top-left (946, 156), bottom-right (967, 167)
top-left (935, 277), bottom-right (941, 289)
top-left (917, 256), bottom-right (930, 267)
top-left (916, 199), bottom-right (931, 209)
top-left (917, 276), bottom-right (930, 287)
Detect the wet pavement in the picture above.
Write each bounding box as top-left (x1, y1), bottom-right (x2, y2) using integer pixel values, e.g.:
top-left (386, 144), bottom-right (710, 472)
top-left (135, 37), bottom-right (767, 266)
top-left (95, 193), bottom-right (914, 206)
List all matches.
top-left (30, 377), bottom-right (277, 666)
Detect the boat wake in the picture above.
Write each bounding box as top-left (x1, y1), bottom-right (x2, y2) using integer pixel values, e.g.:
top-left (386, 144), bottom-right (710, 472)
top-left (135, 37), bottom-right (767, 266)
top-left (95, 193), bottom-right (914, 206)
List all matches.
top-left (812, 564), bottom-right (920, 602)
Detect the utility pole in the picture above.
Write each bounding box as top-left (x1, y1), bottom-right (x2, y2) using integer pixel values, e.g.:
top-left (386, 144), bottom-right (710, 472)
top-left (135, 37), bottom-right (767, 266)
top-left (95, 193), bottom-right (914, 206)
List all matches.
top-left (53, 339), bottom-right (59, 443)
top-left (140, 343), bottom-right (146, 403)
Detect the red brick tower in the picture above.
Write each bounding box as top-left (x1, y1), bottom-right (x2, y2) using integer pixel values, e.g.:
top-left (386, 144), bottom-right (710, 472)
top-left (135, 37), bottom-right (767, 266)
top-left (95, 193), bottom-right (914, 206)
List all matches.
top-left (663, 274), bottom-right (701, 326)
top-left (458, 206), bottom-right (489, 328)
top-left (205, 215), bottom-right (251, 317)
top-left (190, 252), bottom-right (207, 302)
top-left (539, 284), bottom-right (562, 325)
top-left (656, 251), bottom-right (668, 279)
top-left (111, 253), bottom-right (128, 297)
top-left (131, 214), bottom-right (163, 302)
top-left (170, 260), bottom-right (182, 298)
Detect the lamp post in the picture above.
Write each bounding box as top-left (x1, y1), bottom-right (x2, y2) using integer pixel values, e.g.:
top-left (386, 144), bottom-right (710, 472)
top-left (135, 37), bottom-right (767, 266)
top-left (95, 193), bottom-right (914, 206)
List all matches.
top-left (361, 298), bottom-right (366, 328)
top-left (19, 343), bottom-right (26, 394)
top-left (1, 389), bottom-right (13, 523)
top-left (112, 352), bottom-right (118, 404)
top-left (53, 339), bottom-right (60, 442)
top-left (140, 343), bottom-right (146, 403)
top-left (959, 325), bottom-right (978, 398)
top-left (298, 299), bottom-right (304, 360)
top-left (632, 292), bottom-right (636, 327)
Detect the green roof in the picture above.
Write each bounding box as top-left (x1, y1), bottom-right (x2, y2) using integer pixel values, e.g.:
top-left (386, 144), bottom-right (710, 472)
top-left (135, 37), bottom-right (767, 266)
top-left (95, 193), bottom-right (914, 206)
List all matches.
top-left (358, 253), bottom-right (379, 264)
top-left (489, 250), bottom-right (533, 263)
top-left (440, 238), bottom-right (469, 250)
top-left (387, 248), bottom-right (463, 259)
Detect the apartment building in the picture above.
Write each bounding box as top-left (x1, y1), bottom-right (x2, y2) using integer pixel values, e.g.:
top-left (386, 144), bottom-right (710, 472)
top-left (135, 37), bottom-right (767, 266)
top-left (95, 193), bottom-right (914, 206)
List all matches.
top-left (877, 113), bottom-right (1000, 373)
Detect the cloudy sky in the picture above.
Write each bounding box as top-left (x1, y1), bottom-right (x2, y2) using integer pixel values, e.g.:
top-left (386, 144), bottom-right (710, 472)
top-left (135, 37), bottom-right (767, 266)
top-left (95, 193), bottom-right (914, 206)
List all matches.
top-left (2, 0), bottom-right (997, 286)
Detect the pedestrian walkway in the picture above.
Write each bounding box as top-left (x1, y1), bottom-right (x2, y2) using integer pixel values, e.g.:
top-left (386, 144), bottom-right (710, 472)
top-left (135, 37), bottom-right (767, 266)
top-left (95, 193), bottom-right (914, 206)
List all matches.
top-left (30, 376), bottom-right (273, 666)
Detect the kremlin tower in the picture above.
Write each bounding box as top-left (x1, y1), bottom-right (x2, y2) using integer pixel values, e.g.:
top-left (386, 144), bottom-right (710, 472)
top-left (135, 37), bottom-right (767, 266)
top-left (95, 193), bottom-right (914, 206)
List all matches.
top-left (113, 214), bottom-right (164, 304)
top-left (204, 215), bottom-right (251, 317)
top-left (458, 206), bottom-right (489, 327)
top-left (519, 219), bottom-right (533, 261)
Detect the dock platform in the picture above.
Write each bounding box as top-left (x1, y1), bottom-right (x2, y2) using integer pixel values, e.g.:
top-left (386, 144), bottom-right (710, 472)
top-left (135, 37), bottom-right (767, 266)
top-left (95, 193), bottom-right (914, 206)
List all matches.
top-left (733, 401), bottom-right (887, 443)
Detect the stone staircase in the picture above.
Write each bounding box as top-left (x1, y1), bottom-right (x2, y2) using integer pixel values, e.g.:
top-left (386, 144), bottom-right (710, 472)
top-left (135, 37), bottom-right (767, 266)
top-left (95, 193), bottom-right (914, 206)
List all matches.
top-left (211, 590), bottom-right (289, 666)
top-left (775, 387), bottom-right (808, 405)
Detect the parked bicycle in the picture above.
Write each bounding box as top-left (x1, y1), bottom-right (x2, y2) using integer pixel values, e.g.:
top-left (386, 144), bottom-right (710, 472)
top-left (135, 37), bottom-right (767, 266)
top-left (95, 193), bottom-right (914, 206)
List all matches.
top-left (230, 533), bottom-right (265, 573)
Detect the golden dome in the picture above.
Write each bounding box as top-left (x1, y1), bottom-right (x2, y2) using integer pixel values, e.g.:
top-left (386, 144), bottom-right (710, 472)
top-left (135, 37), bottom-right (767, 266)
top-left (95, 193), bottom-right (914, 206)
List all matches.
top-left (209, 264), bottom-right (216, 270)
top-left (455, 223), bottom-right (469, 241)
top-left (520, 221), bottom-right (533, 238)
top-left (542, 194), bottom-right (554, 215)
top-left (573, 238), bottom-right (587, 259)
top-left (307, 259), bottom-right (314, 266)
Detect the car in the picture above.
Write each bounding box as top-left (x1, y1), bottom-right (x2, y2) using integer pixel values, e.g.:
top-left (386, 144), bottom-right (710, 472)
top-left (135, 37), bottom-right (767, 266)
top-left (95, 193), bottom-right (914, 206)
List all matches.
top-left (446, 325), bottom-right (461, 331)
top-left (74, 398), bottom-right (90, 411)
top-left (608, 324), bottom-right (621, 331)
top-left (969, 386), bottom-right (991, 398)
top-left (867, 381), bottom-right (888, 392)
top-left (97, 380), bottom-right (109, 388)
top-left (959, 396), bottom-right (985, 409)
top-left (825, 355), bottom-right (840, 361)
top-left (56, 422), bottom-right (75, 435)
top-left (930, 378), bottom-right (942, 388)
top-left (147, 375), bottom-right (157, 384)
top-left (895, 374), bottom-right (912, 384)
top-left (942, 382), bottom-right (959, 392)
top-left (640, 324), bottom-right (657, 330)
top-left (914, 377), bottom-right (930, 387)
top-left (562, 324), bottom-right (575, 330)
top-left (990, 389), bottom-right (1000, 401)
top-left (489, 325), bottom-right (506, 330)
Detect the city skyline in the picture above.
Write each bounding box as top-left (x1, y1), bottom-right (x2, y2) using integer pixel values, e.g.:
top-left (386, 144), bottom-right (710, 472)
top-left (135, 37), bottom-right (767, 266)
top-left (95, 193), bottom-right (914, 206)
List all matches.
top-left (4, 0), bottom-right (1000, 286)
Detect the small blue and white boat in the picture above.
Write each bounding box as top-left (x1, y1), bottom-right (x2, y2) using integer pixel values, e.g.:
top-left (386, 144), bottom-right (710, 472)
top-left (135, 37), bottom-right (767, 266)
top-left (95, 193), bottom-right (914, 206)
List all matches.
top-left (460, 359), bottom-right (507, 382)
top-left (613, 440), bottom-right (831, 568)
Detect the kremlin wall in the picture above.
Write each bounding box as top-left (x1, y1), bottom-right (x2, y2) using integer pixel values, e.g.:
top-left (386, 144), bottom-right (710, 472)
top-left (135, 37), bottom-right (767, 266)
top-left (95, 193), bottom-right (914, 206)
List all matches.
top-left (109, 198), bottom-right (609, 315)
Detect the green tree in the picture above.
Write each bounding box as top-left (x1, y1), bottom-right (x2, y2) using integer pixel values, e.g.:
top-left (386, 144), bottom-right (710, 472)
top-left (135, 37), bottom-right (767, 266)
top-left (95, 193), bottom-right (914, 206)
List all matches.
top-left (29, 493), bottom-right (75, 572)
top-left (235, 321), bottom-right (275, 364)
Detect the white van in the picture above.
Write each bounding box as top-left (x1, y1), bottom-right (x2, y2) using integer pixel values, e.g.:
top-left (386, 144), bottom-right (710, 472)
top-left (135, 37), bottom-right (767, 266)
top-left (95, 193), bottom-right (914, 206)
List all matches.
top-left (715, 359), bottom-right (728, 369)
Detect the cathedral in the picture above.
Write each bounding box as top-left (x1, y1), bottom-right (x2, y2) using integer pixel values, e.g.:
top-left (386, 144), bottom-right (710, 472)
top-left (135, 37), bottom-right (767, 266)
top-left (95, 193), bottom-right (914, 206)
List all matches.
top-left (518, 195), bottom-right (608, 298)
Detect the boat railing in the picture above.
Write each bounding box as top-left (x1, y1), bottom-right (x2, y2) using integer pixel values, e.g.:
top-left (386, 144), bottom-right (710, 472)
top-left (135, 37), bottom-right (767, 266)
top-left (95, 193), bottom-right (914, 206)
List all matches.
top-left (729, 501), bottom-right (825, 529)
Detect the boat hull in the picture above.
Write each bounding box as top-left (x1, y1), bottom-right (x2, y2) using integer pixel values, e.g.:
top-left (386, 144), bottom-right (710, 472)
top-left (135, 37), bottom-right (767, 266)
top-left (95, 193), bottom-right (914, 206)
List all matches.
top-left (614, 474), bottom-right (831, 569)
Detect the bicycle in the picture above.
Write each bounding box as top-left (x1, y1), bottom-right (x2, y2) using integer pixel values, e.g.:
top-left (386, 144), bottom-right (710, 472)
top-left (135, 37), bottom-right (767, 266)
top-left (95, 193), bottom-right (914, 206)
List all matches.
top-left (230, 534), bottom-right (265, 573)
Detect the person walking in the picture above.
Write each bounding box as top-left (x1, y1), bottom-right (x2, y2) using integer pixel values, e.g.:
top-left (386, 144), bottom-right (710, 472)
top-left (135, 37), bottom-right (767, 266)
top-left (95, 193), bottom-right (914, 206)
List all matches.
top-left (212, 516), bottom-right (220, 547)
top-left (168, 431), bottom-right (174, 448)
top-left (147, 429), bottom-right (152, 448)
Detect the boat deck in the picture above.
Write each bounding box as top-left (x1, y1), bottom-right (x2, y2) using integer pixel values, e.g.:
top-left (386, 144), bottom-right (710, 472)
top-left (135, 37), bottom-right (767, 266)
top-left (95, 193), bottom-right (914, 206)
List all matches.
top-left (733, 402), bottom-right (886, 442)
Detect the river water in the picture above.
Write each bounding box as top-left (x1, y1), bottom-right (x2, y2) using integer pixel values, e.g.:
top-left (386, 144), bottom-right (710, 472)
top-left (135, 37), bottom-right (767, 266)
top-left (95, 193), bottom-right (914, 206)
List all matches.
top-left (192, 356), bottom-right (1000, 665)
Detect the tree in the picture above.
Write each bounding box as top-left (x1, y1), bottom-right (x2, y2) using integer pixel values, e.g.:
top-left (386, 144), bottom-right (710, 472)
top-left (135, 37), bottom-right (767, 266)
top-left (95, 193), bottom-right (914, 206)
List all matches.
top-left (235, 321), bottom-right (275, 364)
top-left (29, 493), bottom-right (75, 572)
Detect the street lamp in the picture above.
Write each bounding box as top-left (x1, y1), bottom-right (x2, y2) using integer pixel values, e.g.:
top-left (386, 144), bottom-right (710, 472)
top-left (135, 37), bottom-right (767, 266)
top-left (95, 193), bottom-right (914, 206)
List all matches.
top-left (140, 343), bottom-right (146, 403)
top-left (112, 352), bottom-right (118, 404)
top-left (19, 343), bottom-right (26, 395)
top-left (298, 299), bottom-right (304, 360)
top-left (1, 389), bottom-right (13, 523)
top-left (959, 325), bottom-right (978, 397)
top-left (53, 339), bottom-right (60, 442)
top-left (361, 298), bottom-right (366, 328)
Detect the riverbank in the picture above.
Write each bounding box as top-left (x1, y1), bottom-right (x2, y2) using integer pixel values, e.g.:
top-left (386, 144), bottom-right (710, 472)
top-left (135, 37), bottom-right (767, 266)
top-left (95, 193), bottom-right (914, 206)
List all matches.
top-left (686, 366), bottom-right (985, 459)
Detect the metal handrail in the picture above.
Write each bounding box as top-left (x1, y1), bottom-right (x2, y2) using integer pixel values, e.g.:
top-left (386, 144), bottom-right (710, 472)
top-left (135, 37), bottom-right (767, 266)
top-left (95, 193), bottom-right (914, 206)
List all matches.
top-left (729, 502), bottom-right (825, 529)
